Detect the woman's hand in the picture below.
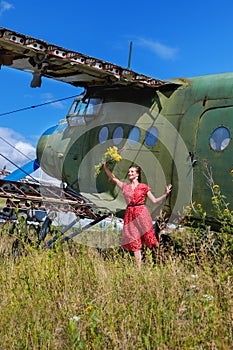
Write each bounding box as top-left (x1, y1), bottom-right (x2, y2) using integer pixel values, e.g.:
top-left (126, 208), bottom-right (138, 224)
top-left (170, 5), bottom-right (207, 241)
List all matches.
top-left (166, 184), bottom-right (172, 196)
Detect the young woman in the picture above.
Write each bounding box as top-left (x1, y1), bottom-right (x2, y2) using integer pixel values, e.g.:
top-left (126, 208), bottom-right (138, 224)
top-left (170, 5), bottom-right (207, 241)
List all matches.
top-left (103, 160), bottom-right (172, 266)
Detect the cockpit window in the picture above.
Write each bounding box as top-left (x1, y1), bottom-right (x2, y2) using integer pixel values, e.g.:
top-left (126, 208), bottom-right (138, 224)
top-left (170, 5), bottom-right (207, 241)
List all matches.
top-left (210, 126), bottom-right (231, 151)
top-left (78, 100), bottom-right (88, 115)
top-left (86, 98), bottom-right (102, 114)
top-left (67, 95), bottom-right (103, 126)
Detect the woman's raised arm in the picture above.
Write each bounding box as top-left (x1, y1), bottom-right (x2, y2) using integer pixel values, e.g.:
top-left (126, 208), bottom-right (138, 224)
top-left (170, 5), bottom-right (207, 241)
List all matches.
top-left (102, 160), bottom-right (123, 189)
top-left (147, 184), bottom-right (172, 205)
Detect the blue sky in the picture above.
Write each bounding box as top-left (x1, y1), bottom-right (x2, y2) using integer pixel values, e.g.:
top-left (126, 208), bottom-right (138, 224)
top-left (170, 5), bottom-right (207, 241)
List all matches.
top-left (0, 0), bottom-right (233, 171)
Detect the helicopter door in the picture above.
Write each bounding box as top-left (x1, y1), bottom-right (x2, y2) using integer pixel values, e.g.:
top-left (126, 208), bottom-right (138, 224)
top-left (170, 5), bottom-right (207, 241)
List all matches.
top-left (193, 107), bottom-right (233, 211)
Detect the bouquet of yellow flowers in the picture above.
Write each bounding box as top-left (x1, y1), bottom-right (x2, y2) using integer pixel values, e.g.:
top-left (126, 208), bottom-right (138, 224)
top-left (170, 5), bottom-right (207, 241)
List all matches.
top-left (94, 146), bottom-right (122, 176)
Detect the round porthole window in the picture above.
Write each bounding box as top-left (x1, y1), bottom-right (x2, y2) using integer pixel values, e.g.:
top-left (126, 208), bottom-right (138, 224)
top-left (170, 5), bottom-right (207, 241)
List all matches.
top-left (98, 126), bottom-right (109, 144)
top-left (113, 126), bottom-right (124, 145)
top-left (210, 126), bottom-right (231, 151)
top-left (145, 126), bottom-right (158, 147)
top-left (128, 126), bottom-right (140, 146)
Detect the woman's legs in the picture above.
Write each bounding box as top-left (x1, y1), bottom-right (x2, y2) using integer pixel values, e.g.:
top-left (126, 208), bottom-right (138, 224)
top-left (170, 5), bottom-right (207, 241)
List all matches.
top-left (134, 250), bottom-right (142, 268)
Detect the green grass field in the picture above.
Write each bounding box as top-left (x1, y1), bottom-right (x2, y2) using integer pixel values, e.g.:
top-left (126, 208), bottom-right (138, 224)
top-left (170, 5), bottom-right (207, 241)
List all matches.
top-left (0, 180), bottom-right (232, 349)
top-left (0, 221), bottom-right (233, 349)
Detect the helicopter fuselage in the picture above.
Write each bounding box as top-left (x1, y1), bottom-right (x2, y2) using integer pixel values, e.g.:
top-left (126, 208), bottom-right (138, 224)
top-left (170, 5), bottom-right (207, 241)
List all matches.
top-left (36, 73), bottom-right (233, 222)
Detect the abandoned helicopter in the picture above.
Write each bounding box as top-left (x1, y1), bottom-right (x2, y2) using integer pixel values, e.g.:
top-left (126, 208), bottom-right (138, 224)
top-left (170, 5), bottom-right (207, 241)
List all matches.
top-left (0, 26), bottom-right (232, 232)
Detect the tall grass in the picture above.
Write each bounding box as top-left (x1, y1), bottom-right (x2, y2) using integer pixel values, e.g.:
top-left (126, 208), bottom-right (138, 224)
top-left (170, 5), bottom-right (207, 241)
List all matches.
top-left (1, 226), bottom-right (233, 349)
top-left (1, 176), bottom-right (233, 349)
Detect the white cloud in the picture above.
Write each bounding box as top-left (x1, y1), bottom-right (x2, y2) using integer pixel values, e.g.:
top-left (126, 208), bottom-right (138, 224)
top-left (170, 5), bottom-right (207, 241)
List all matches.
top-left (0, 1), bottom-right (14, 16)
top-left (0, 127), bottom-right (36, 171)
top-left (135, 37), bottom-right (178, 60)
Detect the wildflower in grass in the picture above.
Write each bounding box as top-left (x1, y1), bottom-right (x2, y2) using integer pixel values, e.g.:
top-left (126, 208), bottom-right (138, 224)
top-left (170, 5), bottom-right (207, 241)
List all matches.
top-left (94, 146), bottom-right (122, 176)
top-left (203, 294), bottom-right (214, 301)
top-left (68, 316), bottom-right (80, 342)
top-left (69, 316), bottom-right (80, 322)
top-left (85, 305), bottom-right (93, 312)
top-left (184, 205), bottom-right (192, 217)
top-left (195, 203), bottom-right (204, 217)
top-left (213, 184), bottom-right (219, 192)
top-left (231, 169), bottom-right (233, 174)
top-left (222, 208), bottom-right (231, 220)
top-left (211, 196), bottom-right (218, 205)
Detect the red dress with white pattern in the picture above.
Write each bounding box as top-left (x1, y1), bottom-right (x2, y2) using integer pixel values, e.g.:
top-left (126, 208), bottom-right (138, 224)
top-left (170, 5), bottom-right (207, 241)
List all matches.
top-left (121, 182), bottom-right (158, 251)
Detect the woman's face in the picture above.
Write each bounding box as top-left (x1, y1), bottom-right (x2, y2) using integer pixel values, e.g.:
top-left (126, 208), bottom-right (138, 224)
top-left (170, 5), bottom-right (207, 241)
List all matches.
top-left (127, 167), bottom-right (139, 181)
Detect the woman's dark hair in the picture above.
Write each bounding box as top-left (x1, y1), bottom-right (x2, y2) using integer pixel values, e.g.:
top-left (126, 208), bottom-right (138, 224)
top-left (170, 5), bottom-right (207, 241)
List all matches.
top-left (129, 165), bottom-right (142, 182)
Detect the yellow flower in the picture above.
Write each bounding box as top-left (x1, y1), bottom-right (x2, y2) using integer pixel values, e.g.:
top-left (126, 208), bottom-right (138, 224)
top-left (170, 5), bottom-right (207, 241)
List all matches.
top-left (85, 305), bottom-right (93, 312)
top-left (94, 146), bottom-right (122, 176)
top-left (213, 184), bottom-right (219, 191)
top-left (114, 154), bottom-right (122, 162)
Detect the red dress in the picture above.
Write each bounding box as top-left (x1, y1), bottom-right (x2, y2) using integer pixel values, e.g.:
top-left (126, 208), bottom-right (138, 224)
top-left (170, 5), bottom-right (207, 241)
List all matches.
top-left (121, 183), bottom-right (158, 251)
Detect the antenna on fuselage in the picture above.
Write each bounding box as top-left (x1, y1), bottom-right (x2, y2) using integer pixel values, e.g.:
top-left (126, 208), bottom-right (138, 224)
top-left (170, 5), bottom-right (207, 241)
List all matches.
top-left (127, 41), bottom-right (133, 69)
